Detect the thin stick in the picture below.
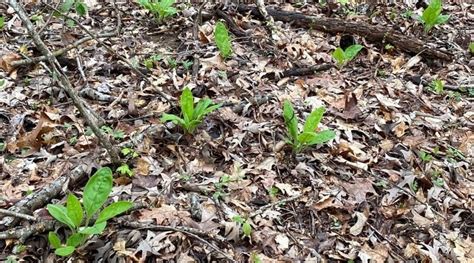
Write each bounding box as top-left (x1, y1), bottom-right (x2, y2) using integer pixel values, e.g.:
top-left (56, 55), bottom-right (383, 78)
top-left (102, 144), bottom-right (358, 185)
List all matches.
top-left (250, 194), bottom-right (301, 218)
top-left (42, 1), bottom-right (173, 103)
top-left (7, 0), bottom-right (120, 163)
top-left (0, 208), bottom-right (36, 222)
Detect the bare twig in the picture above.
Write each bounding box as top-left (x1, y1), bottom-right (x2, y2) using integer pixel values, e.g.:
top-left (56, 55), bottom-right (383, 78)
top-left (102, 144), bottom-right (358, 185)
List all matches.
top-left (7, 0), bottom-right (120, 163)
top-left (119, 220), bottom-right (234, 262)
top-left (0, 164), bottom-right (88, 228)
top-left (42, 1), bottom-right (173, 103)
top-left (250, 194), bottom-right (301, 218)
top-left (0, 221), bottom-right (56, 243)
top-left (0, 209), bottom-right (36, 222)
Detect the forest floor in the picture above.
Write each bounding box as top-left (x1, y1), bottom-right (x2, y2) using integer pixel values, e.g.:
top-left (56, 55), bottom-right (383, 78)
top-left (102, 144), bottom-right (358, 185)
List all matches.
top-left (0, 1), bottom-right (473, 262)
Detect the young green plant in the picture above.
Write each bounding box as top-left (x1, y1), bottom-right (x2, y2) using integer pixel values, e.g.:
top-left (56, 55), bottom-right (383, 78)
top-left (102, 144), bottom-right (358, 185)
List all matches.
top-left (161, 87), bottom-right (221, 134)
top-left (138, 0), bottom-right (177, 23)
top-left (332, 44), bottom-right (363, 69)
top-left (232, 215), bottom-right (252, 238)
top-left (283, 100), bottom-right (335, 152)
top-left (214, 21), bottom-right (233, 59)
top-left (419, 0), bottom-right (449, 33)
top-left (47, 167), bottom-right (132, 257)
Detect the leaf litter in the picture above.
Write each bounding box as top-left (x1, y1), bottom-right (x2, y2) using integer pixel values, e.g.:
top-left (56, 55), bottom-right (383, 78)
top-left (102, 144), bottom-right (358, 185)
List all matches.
top-left (0, 1), bottom-right (472, 262)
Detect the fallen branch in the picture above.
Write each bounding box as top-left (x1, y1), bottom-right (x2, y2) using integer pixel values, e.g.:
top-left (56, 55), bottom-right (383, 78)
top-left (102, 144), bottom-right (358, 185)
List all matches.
top-left (0, 164), bottom-right (88, 228)
top-left (11, 32), bottom-right (116, 67)
top-left (263, 63), bottom-right (333, 79)
top-left (0, 221), bottom-right (56, 243)
top-left (0, 208), bottom-right (36, 222)
top-left (7, 0), bottom-right (120, 163)
top-left (237, 5), bottom-right (453, 61)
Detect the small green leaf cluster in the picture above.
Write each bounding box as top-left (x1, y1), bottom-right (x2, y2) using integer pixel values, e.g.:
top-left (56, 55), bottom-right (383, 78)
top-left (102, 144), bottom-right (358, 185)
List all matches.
top-left (57, 0), bottom-right (88, 17)
top-left (138, 0), bottom-right (177, 23)
top-left (283, 100), bottom-right (335, 152)
top-left (101, 125), bottom-right (125, 140)
top-left (161, 87), bottom-right (222, 134)
top-left (419, 0), bottom-right (449, 33)
top-left (332, 44), bottom-right (363, 69)
top-left (47, 167), bottom-right (133, 257)
top-left (232, 215), bottom-right (252, 238)
top-left (214, 22), bottom-right (233, 59)
top-left (418, 150), bottom-right (433, 162)
top-left (469, 43), bottom-right (474, 54)
top-left (429, 79), bottom-right (444, 94)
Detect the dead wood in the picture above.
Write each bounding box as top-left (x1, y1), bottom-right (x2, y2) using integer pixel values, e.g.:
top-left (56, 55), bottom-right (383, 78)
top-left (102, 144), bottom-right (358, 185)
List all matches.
top-left (0, 164), bottom-right (88, 228)
top-left (263, 63), bottom-right (333, 79)
top-left (237, 5), bottom-right (453, 61)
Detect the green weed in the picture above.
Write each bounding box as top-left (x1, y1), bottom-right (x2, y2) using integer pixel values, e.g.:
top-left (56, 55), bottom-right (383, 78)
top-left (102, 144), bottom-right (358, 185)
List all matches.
top-left (419, 0), bottom-right (449, 33)
top-left (138, 0), bottom-right (177, 23)
top-left (47, 168), bottom-right (132, 256)
top-left (283, 100), bottom-right (335, 152)
top-left (332, 44), bottom-right (363, 69)
top-left (214, 21), bottom-right (233, 59)
top-left (161, 87), bottom-right (221, 134)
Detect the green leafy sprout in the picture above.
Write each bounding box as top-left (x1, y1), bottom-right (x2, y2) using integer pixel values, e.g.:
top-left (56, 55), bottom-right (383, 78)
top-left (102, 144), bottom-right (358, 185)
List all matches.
top-left (161, 87), bottom-right (222, 134)
top-left (214, 21), bottom-right (233, 59)
top-left (429, 79), bottom-right (444, 94)
top-left (116, 163), bottom-right (134, 177)
top-left (47, 167), bottom-right (133, 257)
top-left (418, 150), bottom-right (433, 162)
top-left (232, 215), bottom-right (252, 238)
top-left (419, 0), bottom-right (450, 33)
top-left (55, 0), bottom-right (88, 27)
top-left (138, 0), bottom-right (177, 23)
top-left (332, 44), bottom-right (363, 69)
top-left (469, 42), bottom-right (474, 54)
top-left (283, 100), bottom-right (335, 152)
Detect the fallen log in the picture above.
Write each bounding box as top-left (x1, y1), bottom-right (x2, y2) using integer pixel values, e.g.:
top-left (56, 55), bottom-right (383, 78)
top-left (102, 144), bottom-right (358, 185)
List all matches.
top-left (237, 5), bottom-right (453, 61)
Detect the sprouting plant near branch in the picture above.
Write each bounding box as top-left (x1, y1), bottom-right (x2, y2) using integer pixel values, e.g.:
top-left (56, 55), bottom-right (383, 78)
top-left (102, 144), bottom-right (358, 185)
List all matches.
top-left (332, 44), bottom-right (363, 69)
top-left (214, 21), bottom-right (233, 59)
top-left (161, 87), bottom-right (221, 134)
top-left (138, 0), bottom-right (177, 23)
top-left (232, 215), bottom-right (252, 238)
top-left (283, 100), bottom-right (335, 152)
top-left (419, 0), bottom-right (449, 33)
top-left (47, 167), bottom-right (132, 256)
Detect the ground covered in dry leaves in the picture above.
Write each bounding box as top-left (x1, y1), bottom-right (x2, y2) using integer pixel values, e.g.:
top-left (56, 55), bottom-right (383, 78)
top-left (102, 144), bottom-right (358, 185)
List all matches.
top-left (0, 1), bottom-right (473, 262)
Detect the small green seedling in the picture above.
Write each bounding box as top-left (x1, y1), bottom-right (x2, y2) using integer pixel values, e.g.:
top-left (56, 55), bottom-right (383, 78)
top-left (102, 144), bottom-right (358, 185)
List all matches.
top-left (54, 0), bottom-right (88, 27)
top-left (161, 87), bottom-right (222, 134)
top-left (116, 164), bottom-right (134, 177)
top-left (143, 54), bottom-right (162, 69)
top-left (419, 0), bottom-right (449, 33)
top-left (138, 0), bottom-right (177, 23)
top-left (283, 100), bottom-right (335, 152)
top-left (121, 147), bottom-right (139, 158)
top-left (232, 215), bottom-right (252, 238)
top-left (429, 79), bottom-right (444, 94)
top-left (214, 21), bottom-right (233, 59)
top-left (332, 44), bottom-right (363, 69)
top-left (182, 60), bottom-right (193, 70)
top-left (101, 125), bottom-right (125, 140)
top-left (213, 175), bottom-right (231, 200)
top-left (418, 150), bottom-right (433, 162)
top-left (469, 42), bottom-right (474, 54)
top-left (47, 167), bottom-right (132, 257)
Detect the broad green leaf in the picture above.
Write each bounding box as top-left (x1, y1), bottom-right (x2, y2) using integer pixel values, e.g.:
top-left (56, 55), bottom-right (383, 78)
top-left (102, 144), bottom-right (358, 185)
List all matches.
top-left (469, 43), bottom-right (474, 54)
top-left (232, 215), bottom-right (244, 224)
top-left (66, 194), bottom-right (83, 228)
top-left (83, 167), bottom-right (113, 218)
top-left (435, 14), bottom-right (449, 24)
top-left (66, 233), bottom-right (86, 247)
top-left (201, 103), bottom-right (222, 117)
top-left (344, 44), bottom-right (363, 61)
top-left (214, 21), bottom-right (233, 59)
top-left (242, 221), bottom-right (252, 237)
top-left (332, 47), bottom-right (345, 67)
top-left (47, 204), bottom-right (76, 230)
top-left (59, 0), bottom-right (75, 13)
top-left (79, 221), bottom-right (107, 235)
top-left (48, 232), bottom-right (61, 249)
top-left (303, 107), bottom-right (325, 133)
top-left (0, 16), bottom-right (5, 30)
top-left (180, 87), bottom-right (194, 124)
top-left (55, 246), bottom-right (75, 257)
top-left (161, 113), bottom-right (186, 126)
top-left (305, 130), bottom-right (336, 145)
top-left (422, 0), bottom-right (443, 32)
top-left (283, 100), bottom-right (298, 142)
top-left (75, 2), bottom-right (88, 16)
top-left (96, 201), bottom-right (133, 224)
top-left (193, 98), bottom-right (213, 119)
